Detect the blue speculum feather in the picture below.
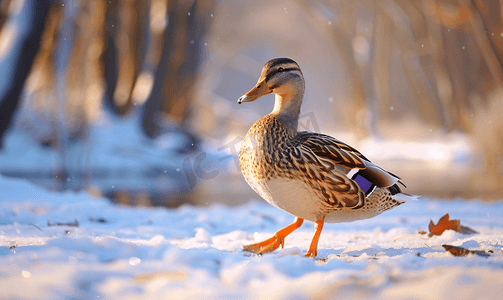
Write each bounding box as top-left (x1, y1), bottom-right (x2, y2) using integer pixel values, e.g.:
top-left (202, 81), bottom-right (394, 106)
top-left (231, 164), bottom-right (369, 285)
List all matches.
top-left (352, 172), bottom-right (376, 197)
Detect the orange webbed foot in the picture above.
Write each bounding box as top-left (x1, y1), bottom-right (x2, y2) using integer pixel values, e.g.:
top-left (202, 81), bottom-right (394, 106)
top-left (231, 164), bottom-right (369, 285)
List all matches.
top-left (243, 217), bottom-right (304, 255)
top-left (243, 235), bottom-right (285, 254)
top-left (303, 249), bottom-right (317, 258)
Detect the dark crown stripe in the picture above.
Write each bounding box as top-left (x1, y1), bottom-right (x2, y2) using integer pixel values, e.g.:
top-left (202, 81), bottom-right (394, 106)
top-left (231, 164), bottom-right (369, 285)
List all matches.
top-left (266, 58), bottom-right (297, 69)
top-left (265, 67), bottom-right (301, 83)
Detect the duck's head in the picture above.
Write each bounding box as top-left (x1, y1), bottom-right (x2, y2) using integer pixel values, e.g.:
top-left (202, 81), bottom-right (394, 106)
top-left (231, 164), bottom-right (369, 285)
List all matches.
top-left (237, 58), bottom-right (305, 110)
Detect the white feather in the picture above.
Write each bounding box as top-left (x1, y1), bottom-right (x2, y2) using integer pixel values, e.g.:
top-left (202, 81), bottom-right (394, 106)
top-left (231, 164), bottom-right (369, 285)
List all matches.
top-left (392, 193), bottom-right (420, 203)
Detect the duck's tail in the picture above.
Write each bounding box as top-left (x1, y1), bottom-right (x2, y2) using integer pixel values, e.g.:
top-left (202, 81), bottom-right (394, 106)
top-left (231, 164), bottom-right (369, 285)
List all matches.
top-left (392, 193), bottom-right (420, 204)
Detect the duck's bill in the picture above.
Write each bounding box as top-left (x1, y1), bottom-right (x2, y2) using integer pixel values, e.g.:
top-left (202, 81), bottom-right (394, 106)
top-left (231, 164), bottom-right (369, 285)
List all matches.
top-left (237, 79), bottom-right (271, 104)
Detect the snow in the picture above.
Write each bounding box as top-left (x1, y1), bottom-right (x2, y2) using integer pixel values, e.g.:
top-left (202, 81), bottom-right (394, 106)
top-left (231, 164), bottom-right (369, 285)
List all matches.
top-left (1, 174), bottom-right (502, 299)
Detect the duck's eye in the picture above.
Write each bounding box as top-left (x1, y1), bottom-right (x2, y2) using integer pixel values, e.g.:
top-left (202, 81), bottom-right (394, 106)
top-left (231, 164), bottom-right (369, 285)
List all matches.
top-left (256, 84), bottom-right (261, 88)
top-left (278, 67), bottom-right (284, 72)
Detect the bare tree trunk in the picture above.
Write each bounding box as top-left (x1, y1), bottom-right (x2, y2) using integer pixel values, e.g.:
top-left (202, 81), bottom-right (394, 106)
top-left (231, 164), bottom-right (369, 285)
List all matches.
top-left (142, 0), bottom-right (178, 138)
top-left (330, 5), bottom-right (370, 139)
top-left (143, 0), bottom-right (213, 139)
top-left (104, 0), bottom-right (148, 115)
top-left (0, 0), bottom-right (51, 147)
top-left (372, 10), bottom-right (392, 125)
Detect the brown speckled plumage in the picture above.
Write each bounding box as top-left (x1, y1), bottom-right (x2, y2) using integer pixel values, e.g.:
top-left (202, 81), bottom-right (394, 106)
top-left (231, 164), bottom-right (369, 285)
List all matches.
top-left (239, 113), bottom-right (402, 222)
top-left (237, 58), bottom-right (415, 257)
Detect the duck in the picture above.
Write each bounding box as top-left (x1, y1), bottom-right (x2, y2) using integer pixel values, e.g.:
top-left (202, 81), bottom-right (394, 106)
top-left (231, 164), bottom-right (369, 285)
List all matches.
top-left (237, 58), bottom-right (415, 258)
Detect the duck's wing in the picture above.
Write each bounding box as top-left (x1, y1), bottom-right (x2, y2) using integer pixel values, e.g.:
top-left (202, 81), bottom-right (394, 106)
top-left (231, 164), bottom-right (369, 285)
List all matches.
top-left (282, 132), bottom-right (361, 209)
top-left (292, 132), bottom-right (401, 189)
top-left (293, 132), bottom-right (369, 170)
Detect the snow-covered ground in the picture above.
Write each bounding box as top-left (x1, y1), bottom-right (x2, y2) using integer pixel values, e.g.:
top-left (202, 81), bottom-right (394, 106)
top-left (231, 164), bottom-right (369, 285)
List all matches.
top-left (1, 174), bottom-right (502, 299)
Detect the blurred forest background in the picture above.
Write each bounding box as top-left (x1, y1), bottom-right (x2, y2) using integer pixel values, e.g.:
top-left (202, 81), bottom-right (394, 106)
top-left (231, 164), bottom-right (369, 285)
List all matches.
top-left (0, 0), bottom-right (502, 206)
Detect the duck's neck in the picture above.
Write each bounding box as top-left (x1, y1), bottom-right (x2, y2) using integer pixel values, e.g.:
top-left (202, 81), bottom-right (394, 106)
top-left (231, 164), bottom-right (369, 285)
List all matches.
top-left (271, 89), bottom-right (304, 136)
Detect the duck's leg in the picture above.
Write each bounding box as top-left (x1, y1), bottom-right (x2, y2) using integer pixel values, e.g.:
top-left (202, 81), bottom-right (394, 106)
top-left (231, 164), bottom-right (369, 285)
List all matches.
top-left (303, 219), bottom-right (324, 258)
top-left (243, 217), bottom-right (304, 254)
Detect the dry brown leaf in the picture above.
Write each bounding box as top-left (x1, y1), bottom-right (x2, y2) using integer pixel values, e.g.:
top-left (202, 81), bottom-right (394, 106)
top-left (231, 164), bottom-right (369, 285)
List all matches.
top-left (442, 245), bottom-right (490, 257)
top-left (428, 214), bottom-right (477, 237)
top-left (459, 225), bottom-right (478, 235)
top-left (429, 214), bottom-right (459, 236)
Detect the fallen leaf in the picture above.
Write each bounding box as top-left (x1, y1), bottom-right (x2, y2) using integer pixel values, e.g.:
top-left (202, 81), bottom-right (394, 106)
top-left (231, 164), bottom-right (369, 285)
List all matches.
top-left (459, 225), bottom-right (478, 235)
top-left (428, 214), bottom-right (459, 236)
top-left (442, 245), bottom-right (490, 257)
top-left (428, 214), bottom-right (477, 237)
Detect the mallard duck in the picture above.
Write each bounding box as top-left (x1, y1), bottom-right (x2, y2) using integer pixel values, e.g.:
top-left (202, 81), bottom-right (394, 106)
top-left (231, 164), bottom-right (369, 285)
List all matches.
top-left (237, 58), bottom-right (415, 258)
